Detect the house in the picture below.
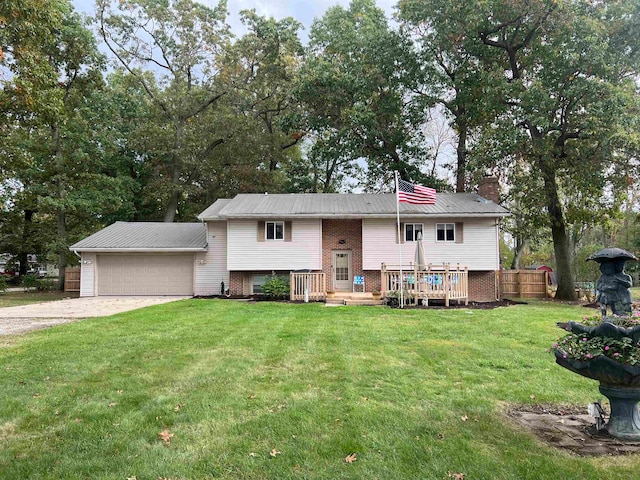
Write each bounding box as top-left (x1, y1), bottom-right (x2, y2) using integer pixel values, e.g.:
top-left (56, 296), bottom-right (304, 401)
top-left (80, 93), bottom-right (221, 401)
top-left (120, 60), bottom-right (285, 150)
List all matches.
top-left (70, 178), bottom-right (509, 301)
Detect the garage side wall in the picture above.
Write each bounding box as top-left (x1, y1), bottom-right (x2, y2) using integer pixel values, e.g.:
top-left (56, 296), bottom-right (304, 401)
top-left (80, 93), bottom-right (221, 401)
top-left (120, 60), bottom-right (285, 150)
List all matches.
top-left (80, 253), bottom-right (96, 297)
top-left (194, 221), bottom-right (229, 296)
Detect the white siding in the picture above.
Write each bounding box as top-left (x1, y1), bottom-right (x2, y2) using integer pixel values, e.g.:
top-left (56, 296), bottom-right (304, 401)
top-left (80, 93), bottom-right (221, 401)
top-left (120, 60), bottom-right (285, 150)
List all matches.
top-left (80, 253), bottom-right (96, 297)
top-left (362, 218), bottom-right (500, 271)
top-left (194, 221), bottom-right (229, 295)
top-left (227, 219), bottom-right (322, 271)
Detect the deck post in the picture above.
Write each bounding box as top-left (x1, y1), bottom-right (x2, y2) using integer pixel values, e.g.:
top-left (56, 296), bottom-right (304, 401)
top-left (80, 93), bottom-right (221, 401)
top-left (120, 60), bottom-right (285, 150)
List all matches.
top-left (445, 263), bottom-right (450, 307)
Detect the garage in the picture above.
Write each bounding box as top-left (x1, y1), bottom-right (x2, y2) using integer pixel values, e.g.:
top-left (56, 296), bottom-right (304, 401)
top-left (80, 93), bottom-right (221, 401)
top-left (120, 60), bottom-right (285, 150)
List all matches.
top-left (70, 222), bottom-right (207, 297)
top-left (98, 254), bottom-right (194, 296)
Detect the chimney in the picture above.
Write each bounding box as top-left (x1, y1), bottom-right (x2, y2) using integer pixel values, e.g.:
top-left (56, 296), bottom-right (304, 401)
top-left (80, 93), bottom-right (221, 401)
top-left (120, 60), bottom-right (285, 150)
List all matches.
top-left (477, 176), bottom-right (500, 203)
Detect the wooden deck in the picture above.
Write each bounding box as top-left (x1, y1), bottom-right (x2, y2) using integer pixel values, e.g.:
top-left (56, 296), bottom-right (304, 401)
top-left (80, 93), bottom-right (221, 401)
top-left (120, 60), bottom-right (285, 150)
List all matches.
top-left (381, 263), bottom-right (468, 307)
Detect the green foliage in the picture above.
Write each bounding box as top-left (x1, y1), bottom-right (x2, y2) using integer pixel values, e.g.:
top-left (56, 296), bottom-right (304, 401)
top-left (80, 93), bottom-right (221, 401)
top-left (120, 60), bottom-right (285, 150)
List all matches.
top-left (554, 313), bottom-right (640, 365)
top-left (0, 276), bottom-right (7, 294)
top-left (295, 0), bottom-right (435, 192)
top-left (20, 274), bottom-right (38, 290)
top-left (260, 275), bottom-right (290, 299)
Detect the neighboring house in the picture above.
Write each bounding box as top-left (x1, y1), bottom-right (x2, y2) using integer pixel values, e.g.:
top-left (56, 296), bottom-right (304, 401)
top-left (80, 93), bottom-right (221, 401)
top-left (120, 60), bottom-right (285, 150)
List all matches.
top-left (70, 178), bottom-right (509, 302)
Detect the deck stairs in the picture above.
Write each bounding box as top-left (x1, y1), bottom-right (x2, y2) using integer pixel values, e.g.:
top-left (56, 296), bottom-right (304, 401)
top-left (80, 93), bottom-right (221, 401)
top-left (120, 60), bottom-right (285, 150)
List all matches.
top-left (325, 292), bottom-right (384, 306)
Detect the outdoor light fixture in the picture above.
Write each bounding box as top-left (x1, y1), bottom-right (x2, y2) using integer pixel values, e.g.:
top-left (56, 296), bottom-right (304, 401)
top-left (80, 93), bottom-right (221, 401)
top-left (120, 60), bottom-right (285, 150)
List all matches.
top-left (338, 239), bottom-right (346, 244)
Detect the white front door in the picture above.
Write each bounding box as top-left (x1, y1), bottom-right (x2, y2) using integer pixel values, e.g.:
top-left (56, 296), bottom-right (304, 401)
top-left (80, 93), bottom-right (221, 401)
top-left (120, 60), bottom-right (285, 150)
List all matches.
top-left (332, 251), bottom-right (352, 291)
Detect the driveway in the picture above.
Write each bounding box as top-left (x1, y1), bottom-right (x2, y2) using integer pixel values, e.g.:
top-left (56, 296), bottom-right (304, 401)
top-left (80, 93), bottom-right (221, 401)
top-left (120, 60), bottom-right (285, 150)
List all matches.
top-left (0, 296), bottom-right (189, 336)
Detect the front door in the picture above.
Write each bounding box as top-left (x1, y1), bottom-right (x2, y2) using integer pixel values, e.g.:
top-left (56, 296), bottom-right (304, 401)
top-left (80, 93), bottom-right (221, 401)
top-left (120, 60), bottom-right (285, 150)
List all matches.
top-left (332, 250), bottom-right (352, 291)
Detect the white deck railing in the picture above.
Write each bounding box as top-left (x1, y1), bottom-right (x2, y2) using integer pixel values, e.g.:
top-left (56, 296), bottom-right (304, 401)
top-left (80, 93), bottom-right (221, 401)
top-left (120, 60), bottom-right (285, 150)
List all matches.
top-left (381, 263), bottom-right (468, 306)
top-left (290, 271), bottom-right (326, 301)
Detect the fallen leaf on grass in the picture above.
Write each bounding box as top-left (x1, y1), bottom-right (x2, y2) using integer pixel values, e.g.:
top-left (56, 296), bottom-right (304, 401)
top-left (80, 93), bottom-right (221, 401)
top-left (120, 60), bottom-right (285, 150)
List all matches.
top-left (249, 452), bottom-right (257, 457)
top-left (437, 433), bottom-right (444, 440)
top-left (270, 449), bottom-right (281, 457)
top-left (530, 394), bottom-right (535, 399)
top-left (174, 403), bottom-right (184, 412)
top-left (74, 418), bottom-right (83, 423)
top-left (158, 430), bottom-right (174, 446)
top-left (108, 402), bottom-right (117, 407)
top-left (344, 453), bottom-right (357, 464)
top-left (117, 390), bottom-right (124, 394)
top-left (127, 476), bottom-right (137, 480)
top-left (248, 394), bottom-right (256, 399)
top-left (447, 473), bottom-right (465, 480)
top-left (32, 393), bottom-right (41, 398)
top-left (460, 415), bottom-right (468, 422)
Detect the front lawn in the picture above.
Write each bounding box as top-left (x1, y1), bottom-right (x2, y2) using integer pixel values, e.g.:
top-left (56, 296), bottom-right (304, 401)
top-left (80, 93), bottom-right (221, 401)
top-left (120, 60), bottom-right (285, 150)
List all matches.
top-left (0, 300), bottom-right (637, 479)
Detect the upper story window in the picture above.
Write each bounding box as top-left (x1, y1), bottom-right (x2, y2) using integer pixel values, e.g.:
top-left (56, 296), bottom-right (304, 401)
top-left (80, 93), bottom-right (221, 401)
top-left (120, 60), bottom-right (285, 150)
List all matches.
top-left (405, 223), bottom-right (424, 242)
top-left (266, 221), bottom-right (284, 240)
top-left (436, 223), bottom-right (455, 242)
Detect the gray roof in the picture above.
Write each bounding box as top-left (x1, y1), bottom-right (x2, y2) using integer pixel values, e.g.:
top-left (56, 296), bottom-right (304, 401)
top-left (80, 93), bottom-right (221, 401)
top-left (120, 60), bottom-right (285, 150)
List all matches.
top-left (198, 193), bottom-right (509, 220)
top-left (70, 222), bottom-right (207, 252)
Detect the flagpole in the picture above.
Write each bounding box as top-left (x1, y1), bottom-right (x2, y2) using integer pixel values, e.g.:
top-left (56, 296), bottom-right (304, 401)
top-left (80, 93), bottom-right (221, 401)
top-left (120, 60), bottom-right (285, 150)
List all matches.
top-left (395, 171), bottom-right (404, 309)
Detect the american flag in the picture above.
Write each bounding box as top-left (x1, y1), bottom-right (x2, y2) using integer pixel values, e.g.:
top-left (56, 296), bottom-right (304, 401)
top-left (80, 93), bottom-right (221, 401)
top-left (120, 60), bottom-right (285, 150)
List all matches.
top-left (397, 178), bottom-right (437, 204)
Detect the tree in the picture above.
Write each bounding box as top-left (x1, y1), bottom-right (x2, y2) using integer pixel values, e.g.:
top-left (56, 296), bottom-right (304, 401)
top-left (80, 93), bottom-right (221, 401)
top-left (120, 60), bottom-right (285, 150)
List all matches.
top-left (0, 7), bottom-right (140, 288)
top-left (475, 0), bottom-right (640, 299)
top-left (98, 0), bottom-right (231, 221)
top-left (0, 0), bottom-right (67, 120)
top-left (294, 0), bottom-right (438, 192)
top-left (398, 0), bottom-right (498, 192)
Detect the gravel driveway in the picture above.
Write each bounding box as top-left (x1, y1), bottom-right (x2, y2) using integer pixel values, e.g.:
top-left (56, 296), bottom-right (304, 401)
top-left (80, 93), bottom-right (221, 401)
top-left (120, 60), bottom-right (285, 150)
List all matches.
top-left (0, 296), bottom-right (189, 336)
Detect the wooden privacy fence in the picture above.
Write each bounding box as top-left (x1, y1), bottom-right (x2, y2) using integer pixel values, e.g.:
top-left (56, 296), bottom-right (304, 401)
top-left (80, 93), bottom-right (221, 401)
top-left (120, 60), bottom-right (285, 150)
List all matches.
top-left (381, 263), bottom-right (468, 307)
top-left (500, 270), bottom-right (548, 298)
top-left (64, 267), bottom-right (80, 292)
top-left (290, 271), bottom-right (326, 301)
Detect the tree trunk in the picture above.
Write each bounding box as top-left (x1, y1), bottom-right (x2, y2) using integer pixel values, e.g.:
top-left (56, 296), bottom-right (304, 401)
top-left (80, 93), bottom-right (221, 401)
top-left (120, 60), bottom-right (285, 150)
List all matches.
top-left (510, 237), bottom-right (528, 270)
top-left (455, 110), bottom-right (468, 193)
top-left (18, 209), bottom-right (34, 277)
top-left (53, 123), bottom-right (67, 291)
top-left (164, 119), bottom-right (185, 222)
top-left (542, 164), bottom-right (576, 300)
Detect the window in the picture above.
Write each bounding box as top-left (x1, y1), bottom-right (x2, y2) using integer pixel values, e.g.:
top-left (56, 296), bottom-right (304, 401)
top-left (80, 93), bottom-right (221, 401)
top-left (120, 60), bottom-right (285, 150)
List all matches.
top-left (266, 221), bottom-right (284, 240)
top-left (405, 223), bottom-right (424, 242)
top-left (436, 223), bottom-right (455, 242)
top-left (252, 275), bottom-right (268, 294)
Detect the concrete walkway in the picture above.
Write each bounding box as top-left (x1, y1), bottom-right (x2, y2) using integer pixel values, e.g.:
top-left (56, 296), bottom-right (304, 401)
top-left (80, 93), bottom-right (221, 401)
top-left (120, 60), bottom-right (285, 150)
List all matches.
top-left (0, 296), bottom-right (189, 336)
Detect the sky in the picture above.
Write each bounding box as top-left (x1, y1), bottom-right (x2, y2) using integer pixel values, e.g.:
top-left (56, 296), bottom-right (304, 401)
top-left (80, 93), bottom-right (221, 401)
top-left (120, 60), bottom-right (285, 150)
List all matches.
top-left (72, 0), bottom-right (397, 42)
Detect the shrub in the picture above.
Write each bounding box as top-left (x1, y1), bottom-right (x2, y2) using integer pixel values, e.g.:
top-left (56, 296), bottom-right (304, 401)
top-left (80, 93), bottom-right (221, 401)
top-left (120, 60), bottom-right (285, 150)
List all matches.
top-left (0, 276), bottom-right (7, 294)
top-left (261, 276), bottom-right (290, 300)
top-left (21, 274), bottom-right (39, 290)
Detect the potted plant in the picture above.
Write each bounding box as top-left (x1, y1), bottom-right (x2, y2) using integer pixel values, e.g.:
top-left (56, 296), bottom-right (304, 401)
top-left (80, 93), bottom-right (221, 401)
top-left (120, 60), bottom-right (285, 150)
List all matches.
top-left (554, 312), bottom-right (640, 440)
top-left (326, 289), bottom-right (335, 299)
top-left (372, 289), bottom-right (381, 299)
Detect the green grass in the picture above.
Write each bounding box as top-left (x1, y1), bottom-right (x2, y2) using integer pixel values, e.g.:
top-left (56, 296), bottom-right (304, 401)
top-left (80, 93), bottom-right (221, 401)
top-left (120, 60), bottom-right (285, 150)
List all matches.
top-left (0, 290), bottom-right (79, 307)
top-left (0, 300), bottom-right (638, 479)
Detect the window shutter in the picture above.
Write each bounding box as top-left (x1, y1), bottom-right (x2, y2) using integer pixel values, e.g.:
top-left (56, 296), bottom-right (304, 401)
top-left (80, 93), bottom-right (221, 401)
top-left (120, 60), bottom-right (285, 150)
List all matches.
top-left (396, 223), bottom-right (405, 244)
top-left (284, 221), bottom-right (292, 242)
top-left (455, 222), bottom-right (464, 243)
top-left (257, 221), bottom-right (265, 242)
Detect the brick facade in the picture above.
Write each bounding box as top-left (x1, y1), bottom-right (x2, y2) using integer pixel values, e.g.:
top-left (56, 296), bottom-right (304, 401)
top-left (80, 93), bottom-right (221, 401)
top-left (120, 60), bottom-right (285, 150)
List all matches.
top-left (322, 219), bottom-right (363, 291)
top-left (468, 270), bottom-right (498, 302)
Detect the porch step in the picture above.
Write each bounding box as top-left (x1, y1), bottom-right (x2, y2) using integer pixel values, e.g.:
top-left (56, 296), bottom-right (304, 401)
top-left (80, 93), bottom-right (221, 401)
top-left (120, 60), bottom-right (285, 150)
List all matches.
top-left (343, 299), bottom-right (384, 306)
top-left (325, 292), bottom-right (384, 306)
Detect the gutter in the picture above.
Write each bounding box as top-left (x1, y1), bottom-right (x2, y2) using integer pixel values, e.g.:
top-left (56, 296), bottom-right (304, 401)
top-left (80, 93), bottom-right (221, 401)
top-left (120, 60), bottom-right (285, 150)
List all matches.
top-left (198, 213), bottom-right (511, 221)
top-left (68, 248), bottom-right (207, 253)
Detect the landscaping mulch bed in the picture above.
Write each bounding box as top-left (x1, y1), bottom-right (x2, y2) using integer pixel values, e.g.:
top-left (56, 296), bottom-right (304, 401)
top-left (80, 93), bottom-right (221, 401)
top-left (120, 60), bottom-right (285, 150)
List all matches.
top-left (508, 404), bottom-right (640, 456)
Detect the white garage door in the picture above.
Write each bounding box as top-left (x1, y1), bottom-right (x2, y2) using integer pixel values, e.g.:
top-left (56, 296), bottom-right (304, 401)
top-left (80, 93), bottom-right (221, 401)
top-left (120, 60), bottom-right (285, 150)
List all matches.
top-left (98, 255), bottom-right (194, 296)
